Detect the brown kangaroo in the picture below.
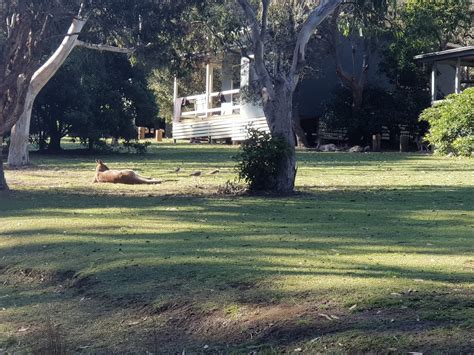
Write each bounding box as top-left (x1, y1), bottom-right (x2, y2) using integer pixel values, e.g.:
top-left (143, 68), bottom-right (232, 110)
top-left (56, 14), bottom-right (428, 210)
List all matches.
top-left (93, 160), bottom-right (161, 184)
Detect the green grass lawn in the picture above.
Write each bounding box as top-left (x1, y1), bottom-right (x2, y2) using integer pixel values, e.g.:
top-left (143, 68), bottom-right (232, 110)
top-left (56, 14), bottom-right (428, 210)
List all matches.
top-left (1, 142), bottom-right (473, 353)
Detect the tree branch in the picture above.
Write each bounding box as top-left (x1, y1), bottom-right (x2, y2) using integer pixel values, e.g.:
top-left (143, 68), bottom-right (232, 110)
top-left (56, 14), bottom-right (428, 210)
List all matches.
top-left (358, 39), bottom-right (370, 88)
top-left (235, 0), bottom-right (275, 101)
top-left (236, 0), bottom-right (261, 41)
top-left (327, 10), bottom-right (354, 88)
top-left (290, 0), bottom-right (343, 87)
top-left (75, 40), bottom-right (134, 54)
top-left (261, 0), bottom-right (269, 39)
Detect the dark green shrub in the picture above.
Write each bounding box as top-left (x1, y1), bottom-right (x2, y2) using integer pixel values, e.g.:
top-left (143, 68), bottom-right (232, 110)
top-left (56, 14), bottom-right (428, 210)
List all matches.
top-left (420, 88), bottom-right (473, 156)
top-left (324, 86), bottom-right (429, 146)
top-left (92, 139), bottom-right (113, 153)
top-left (234, 128), bottom-right (290, 191)
top-left (122, 141), bottom-right (151, 154)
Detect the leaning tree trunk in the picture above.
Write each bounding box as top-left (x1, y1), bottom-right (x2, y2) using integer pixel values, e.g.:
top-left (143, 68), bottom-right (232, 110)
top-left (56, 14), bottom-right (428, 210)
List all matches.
top-left (8, 92), bottom-right (35, 166)
top-left (7, 18), bottom-right (87, 167)
top-left (264, 83), bottom-right (297, 193)
top-left (351, 82), bottom-right (364, 114)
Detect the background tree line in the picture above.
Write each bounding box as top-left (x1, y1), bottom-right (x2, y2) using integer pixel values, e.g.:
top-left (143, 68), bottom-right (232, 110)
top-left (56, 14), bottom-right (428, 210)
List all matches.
top-left (30, 49), bottom-right (158, 152)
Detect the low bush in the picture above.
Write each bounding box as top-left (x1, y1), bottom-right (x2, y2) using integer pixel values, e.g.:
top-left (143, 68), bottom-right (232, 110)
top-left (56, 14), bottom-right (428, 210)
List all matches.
top-left (121, 141), bottom-right (151, 154)
top-left (420, 88), bottom-right (474, 156)
top-left (234, 128), bottom-right (290, 191)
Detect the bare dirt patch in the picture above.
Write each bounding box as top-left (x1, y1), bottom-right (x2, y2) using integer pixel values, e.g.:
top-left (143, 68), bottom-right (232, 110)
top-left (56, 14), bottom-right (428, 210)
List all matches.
top-left (134, 289), bottom-right (473, 353)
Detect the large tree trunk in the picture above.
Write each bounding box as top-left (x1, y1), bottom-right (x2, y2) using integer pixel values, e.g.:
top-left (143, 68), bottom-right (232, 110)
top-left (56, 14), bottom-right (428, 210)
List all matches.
top-left (351, 82), bottom-right (364, 113)
top-left (7, 92), bottom-right (35, 166)
top-left (236, 0), bottom-right (342, 193)
top-left (7, 18), bottom-right (87, 167)
top-left (264, 83), bottom-right (297, 193)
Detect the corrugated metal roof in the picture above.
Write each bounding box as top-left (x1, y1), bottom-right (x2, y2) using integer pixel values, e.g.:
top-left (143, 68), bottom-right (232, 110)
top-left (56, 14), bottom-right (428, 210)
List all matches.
top-left (414, 46), bottom-right (474, 63)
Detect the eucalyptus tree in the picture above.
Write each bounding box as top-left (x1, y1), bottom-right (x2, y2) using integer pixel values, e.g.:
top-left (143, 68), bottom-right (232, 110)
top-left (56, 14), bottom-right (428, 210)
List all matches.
top-left (233, 0), bottom-right (343, 192)
top-left (0, 0), bottom-right (204, 189)
top-left (321, 0), bottom-right (392, 113)
top-left (3, 1), bottom-right (130, 169)
top-left (6, 0), bottom-right (206, 168)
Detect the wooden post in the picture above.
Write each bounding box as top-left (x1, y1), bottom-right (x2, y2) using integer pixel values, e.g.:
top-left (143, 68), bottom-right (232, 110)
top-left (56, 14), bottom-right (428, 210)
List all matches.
top-left (209, 64), bottom-right (214, 95)
top-left (172, 76), bottom-right (178, 126)
top-left (221, 54), bottom-right (233, 103)
top-left (455, 57), bottom-right (461, 94)
top-left (372, 134), bottom-right (381, 152)
top-left (400, 134), bottom-right (410, 152)
top-left (431, 64), bottom-right (437, 102)
top-left (173, 76), bottom-right (178, 103)
top-left (205, 63), bottom-right (210, 118)
top-left (155, 129), bottom-right (164, 142)
top-left (138, 127), bottom-right (145, 140)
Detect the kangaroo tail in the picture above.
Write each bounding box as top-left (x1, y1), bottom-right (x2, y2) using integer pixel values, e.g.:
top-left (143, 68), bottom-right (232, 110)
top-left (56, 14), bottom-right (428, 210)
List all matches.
top-left (136, 176), bottom-right (162, 184)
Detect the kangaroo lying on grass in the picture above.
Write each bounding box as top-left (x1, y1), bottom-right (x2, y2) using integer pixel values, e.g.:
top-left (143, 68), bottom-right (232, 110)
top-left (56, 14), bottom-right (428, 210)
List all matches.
top-left (93, 160), bottom-right (161, 184)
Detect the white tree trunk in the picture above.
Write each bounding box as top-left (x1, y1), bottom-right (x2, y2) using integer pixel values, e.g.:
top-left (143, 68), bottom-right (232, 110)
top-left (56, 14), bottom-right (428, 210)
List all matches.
top-left (7, 18), bottom-right (87, 167)
top-left (8, 93), bottom-right (35, 166)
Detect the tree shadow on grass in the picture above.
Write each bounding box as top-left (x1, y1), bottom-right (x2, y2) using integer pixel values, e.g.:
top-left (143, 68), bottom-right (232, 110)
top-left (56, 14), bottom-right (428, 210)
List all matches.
top-left (0, 184), bottom-right (472, 352)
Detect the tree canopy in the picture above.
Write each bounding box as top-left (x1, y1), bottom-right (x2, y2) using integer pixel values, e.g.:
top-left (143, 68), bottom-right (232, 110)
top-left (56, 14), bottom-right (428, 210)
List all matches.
top-left (32, 49), bottom-right (158, 151)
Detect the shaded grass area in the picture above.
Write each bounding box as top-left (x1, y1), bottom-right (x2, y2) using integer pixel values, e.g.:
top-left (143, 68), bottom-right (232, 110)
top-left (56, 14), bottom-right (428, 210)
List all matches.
top-left (1, 143), bottom-right (473, 353)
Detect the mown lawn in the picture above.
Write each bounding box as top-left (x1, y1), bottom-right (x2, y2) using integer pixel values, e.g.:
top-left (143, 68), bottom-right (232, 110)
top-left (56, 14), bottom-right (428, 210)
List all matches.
top-left (1, 142), bottom-right (473, 353)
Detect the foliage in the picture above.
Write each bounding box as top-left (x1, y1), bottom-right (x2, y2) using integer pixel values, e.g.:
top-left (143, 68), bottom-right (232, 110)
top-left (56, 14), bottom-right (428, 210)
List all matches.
top-left (235, 128), bottom-right (290, 191)
top-left (420, 88), bottom-right (474, 156)
top-left (147, 66), bottom-right (206, 123)
top-left (121, 141), bottom-right (151, 154)
top-left (185, 1), bottom-right (244, 56)
top-left (380, 0), bottom-right (472, 88)
top-left (336, 0), bottom-right (394, 38)
top-left (324, 0), bottom-right (393, 113)
top-left (317, 0), bottom-right (470, 146)
top-left (31, 49), bottom-right (159, 151)
top-left (0, 0), bottom-right (214, 137)
top-left (324, 85), bottom-right (430, 145)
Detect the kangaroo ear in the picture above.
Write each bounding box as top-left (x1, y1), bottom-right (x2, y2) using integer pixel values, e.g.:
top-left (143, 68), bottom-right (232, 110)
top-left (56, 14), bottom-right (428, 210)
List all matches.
top-left (98, 159), bottom-right (104, 164)
top-left (95, 159), bottom-right (99, 164)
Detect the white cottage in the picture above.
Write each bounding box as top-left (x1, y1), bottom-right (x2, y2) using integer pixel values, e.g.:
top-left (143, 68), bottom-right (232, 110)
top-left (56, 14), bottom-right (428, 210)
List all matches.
top-left (172, 54), bottom-right (269, 142)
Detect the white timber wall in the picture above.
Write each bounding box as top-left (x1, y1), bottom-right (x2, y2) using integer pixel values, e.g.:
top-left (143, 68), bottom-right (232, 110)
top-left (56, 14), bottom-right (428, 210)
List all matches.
top-left (172, 56), bottom-right (269, 142)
